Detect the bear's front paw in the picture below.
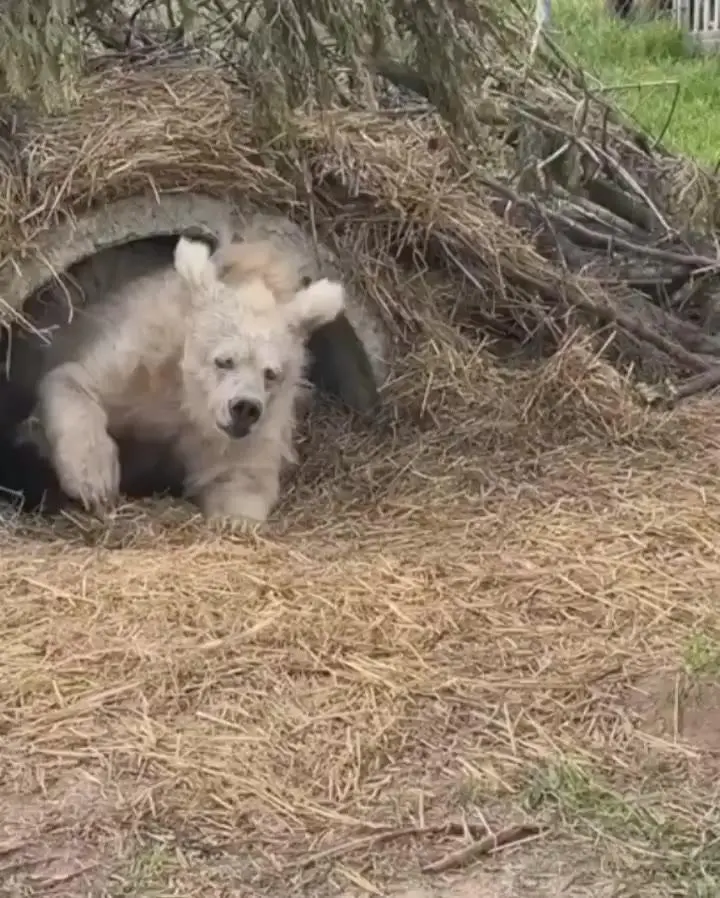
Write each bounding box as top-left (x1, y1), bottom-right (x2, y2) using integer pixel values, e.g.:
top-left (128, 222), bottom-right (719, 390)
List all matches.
top-left (54, 430), bottom-right (120, 512)
top-left (201, 485), bottom-right (272, 527)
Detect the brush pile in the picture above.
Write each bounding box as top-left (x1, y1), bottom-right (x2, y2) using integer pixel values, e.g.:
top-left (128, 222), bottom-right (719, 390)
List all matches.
top-left (0, 0), bottom-right (719, 408)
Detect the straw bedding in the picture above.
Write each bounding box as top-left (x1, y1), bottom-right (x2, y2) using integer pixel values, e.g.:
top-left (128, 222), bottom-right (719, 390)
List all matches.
top-left (1, 50), bottom-right (720, 898)
top-left (3, 339), bottom-right (720, 894)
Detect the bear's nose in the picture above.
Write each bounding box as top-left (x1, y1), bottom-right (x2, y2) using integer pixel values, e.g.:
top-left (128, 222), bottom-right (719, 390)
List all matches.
top-left (227, 398), bottom-right (263, 437)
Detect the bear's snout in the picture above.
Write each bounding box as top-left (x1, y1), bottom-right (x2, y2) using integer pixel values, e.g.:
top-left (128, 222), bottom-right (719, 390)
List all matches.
top-left (222, 398), bottom-right (263, 438)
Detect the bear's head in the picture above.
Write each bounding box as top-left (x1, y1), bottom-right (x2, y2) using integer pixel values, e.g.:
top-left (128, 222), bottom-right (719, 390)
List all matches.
top-left (173, 236), bottom-right (344, 440)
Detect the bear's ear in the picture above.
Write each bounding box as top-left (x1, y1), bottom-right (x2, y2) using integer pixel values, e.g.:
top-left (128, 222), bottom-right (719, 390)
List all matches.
top-left (285, 277), bottom-right (345, 337)
top-left (174, 237), bottom-right (216, 298)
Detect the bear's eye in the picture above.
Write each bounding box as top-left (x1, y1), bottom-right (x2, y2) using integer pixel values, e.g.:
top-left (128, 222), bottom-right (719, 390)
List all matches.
top-left (264, 367), bottom-right (279, 384)
top-left (214, 356), bottom-right (235, 371)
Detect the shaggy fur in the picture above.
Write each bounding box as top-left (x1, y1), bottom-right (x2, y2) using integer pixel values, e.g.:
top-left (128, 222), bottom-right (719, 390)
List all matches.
top-left (235, 212), bottom-right (390, 388)
top-left (23, 237), bottom-right (345, 523)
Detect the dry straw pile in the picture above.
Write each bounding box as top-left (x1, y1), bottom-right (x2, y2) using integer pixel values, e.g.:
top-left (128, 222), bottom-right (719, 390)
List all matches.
top-left (2, 2), bottom-right (720, 896)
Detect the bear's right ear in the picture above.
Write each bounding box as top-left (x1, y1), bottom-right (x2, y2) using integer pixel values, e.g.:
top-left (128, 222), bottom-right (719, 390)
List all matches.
top-left (174, 237), bottom-right (216, 296)
top-left (285, 277), bottom-right (346, 338)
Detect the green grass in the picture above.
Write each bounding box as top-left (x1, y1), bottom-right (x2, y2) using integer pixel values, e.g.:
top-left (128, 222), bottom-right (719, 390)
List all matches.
top-left (525, 760), bottom-right (720, 897)
top-left (684, 632), bottom-right (720, 675)
top-left (552, 0), bottom-right (720, 164)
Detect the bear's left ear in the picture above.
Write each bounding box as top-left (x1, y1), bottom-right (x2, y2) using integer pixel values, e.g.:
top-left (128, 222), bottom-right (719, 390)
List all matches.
top-left (174, 237), bottom-right (216, 300)
top-left (286, 277), bottom-right (346, 337)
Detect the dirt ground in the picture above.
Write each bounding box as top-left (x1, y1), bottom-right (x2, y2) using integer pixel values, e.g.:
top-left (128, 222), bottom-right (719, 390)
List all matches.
top-left (2, 340), bottom-right (720, 898)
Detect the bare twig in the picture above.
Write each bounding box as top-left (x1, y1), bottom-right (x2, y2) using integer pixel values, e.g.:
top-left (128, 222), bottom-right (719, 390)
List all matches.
top-left (295, 820), bottom-right (492, 869)
top-left (421, 824), bottom-right (545, 874)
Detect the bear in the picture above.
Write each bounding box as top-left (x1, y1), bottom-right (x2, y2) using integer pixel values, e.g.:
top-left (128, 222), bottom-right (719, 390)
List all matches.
top-left (29, 236), bottom-right (346, 523)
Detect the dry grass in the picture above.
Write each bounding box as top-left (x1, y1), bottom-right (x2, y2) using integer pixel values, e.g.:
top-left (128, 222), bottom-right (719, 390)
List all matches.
top-left (1, 62), bottom-right (717, 374)
top-left (3, 321), bottom-right (720, 896)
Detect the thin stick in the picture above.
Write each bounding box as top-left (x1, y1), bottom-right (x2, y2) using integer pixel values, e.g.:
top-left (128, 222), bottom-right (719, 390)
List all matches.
top-left (296, 820), bottom-right (490, 869)
top-left (421, 824), bottom-right (545, 874)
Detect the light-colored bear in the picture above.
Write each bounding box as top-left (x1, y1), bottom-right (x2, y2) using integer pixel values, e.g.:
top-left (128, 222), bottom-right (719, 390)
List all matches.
top-left (35, 236), bottom-right (346, 523)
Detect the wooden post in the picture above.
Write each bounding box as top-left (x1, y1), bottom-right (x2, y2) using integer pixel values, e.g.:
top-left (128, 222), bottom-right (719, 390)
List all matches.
top-left (537, 0), bottom-right (552, 28)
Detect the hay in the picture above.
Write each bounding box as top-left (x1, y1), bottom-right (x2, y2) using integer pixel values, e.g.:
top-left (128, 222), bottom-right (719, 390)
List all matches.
top-left (3, 339), bottom-right (720, 893)
top-left (2, 49), bottom-right (720, 397)
top-left (2, 4), bottom-right (720, 894)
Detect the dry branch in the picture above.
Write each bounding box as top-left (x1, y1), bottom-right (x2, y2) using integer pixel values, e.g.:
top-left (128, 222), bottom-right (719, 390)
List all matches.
top-left (420, 824), bottom-right (545, 874)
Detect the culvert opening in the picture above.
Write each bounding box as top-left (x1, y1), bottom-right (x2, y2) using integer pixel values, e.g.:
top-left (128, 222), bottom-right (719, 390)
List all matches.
top-left (0, 223), bottom-right (388, 516)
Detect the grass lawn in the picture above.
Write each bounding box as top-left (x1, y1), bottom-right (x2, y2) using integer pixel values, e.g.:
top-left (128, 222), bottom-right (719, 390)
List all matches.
top-left (551, 0), bottom-right (720, 164)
